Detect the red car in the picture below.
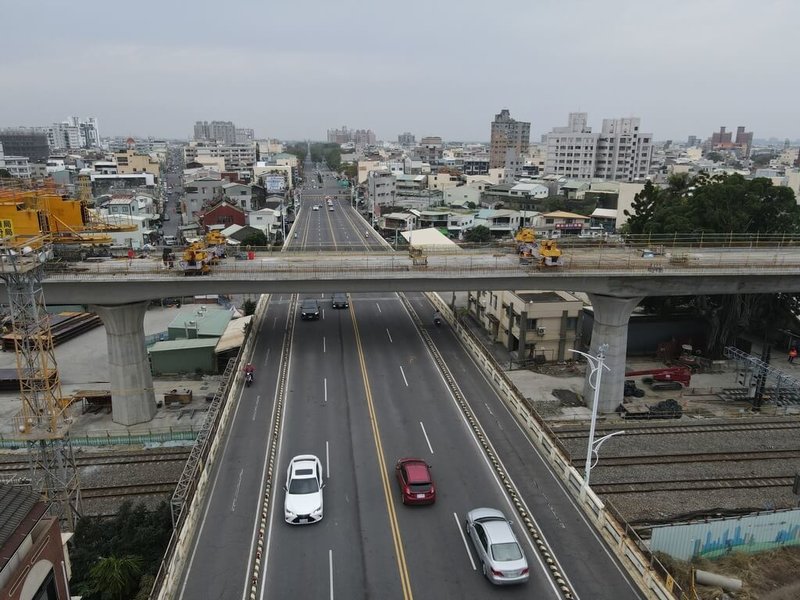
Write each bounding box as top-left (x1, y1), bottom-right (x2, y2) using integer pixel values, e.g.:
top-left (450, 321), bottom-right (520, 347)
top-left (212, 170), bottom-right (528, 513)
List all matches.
top-left (395, 458), bottom-right (435, 505)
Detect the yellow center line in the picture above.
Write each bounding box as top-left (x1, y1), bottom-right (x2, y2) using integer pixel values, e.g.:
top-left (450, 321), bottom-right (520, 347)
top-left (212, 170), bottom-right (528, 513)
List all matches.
top-left (350, 303), bottom-right (413, 600)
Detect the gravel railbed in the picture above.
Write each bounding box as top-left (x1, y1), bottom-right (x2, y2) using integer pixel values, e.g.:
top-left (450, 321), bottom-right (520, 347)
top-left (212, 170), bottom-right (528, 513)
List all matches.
top-left (553, 418), bottom-right (800, 526)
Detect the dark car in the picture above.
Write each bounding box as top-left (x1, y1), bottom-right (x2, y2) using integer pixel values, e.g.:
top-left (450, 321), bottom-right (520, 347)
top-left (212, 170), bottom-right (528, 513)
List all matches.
top-left (300, 299), bottom-right (320, 320)
top-left (331, 293), bottom-right (349, 309)
top-left (395, 458), bottom-right (435, 505)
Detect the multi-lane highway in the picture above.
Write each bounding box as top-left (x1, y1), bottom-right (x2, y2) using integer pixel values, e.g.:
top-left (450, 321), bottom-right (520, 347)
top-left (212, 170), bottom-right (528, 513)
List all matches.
top-left (177, 160), bottom-right (643, 599)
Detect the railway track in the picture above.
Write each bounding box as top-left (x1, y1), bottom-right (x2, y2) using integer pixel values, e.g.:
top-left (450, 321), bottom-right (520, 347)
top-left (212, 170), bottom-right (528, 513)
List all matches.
top-left (0, 449), bottom-right (190, 473)
top-left (572, 448), bottom-right (800, 467)
top-left (82, 482), bottom-right (178, 500)
top-left (554, 419), bottom-right (800, 439)
top-left (592, 475), bottom-right (794, 495)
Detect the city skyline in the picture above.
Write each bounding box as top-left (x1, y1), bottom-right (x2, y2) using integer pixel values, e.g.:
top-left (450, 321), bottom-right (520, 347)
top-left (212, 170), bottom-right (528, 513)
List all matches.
top-left (2, 0), bottom-right (798, 142)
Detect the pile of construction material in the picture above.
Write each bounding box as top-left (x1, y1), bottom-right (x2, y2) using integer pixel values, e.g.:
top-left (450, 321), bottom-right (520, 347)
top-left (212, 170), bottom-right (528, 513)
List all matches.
top-left (1, 312), bottom-right (102, 351)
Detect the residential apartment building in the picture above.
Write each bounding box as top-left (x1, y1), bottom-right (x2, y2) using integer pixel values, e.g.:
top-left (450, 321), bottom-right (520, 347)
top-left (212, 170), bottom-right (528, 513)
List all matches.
top-left (467, 290), bottom-right (582, 361)
top-left (194, 121), bottom-right (237, 144)
top-left (0, 143), bottom-right (32, 178)
top-left (416, 137), bottom-right (444, 163)
top-left (114, 149), bottom-right (161, 179)
top-left (235, 128), bottom-right (255, 144)
top-left (489, 109), bottom-right (530, 169)
top-left (398, 132), bottom-right (416, 147)
top-left (594, 118), bottom-right (652, 181)
top-left (545, 114), bottom-right (652, 181)
top-left (544, 112), bottom-right (598, 179)
top-left (0, 129), bottom-right (50, 161)
top-left (367, 169), bottom-right (396, 216)
top-left (46, 116), bottom-right (99, 150)
top-left (183, 175), bottom-right (225, 220)
top-left (184, 142), bottom-right (256, 170)
top-left (327, 126), bottom-right (376, 146)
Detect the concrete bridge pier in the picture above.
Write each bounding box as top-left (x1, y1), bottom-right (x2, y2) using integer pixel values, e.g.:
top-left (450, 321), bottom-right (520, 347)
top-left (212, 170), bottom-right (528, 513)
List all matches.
top-left (90, 301), bottom-right (157, 425)
top-left (583, 294), bottom-right (643, 413)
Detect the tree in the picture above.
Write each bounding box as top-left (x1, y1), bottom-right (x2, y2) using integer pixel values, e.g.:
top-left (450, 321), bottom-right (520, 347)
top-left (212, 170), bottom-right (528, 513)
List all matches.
top-left (242, 298), bottom-right (256, 316)
top-left (624, 173), bottom-right (800, 356)
top-left (240, 231), bottom-right (268, 246)
top-left (623, 180), bottom-right (663, 234)
top-left (464, 225), bottom-right (491, 243)
top-left (705, 151), bottom-right (724, 163)
top-left (84, 555), bottom-right (143, 600)
top-left (0, 168), bottom-right (12, 178)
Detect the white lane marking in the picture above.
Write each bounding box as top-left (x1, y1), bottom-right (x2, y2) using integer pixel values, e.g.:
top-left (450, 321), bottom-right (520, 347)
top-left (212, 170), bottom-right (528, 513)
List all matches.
top-left (272, 317), bottom-right (277, 329)
top-left (324, 378), bottom-right (328, 402)
top-left (326, 441), bottom-right (330, 478)
top-left (322, 308), bottom-right (325, 320)
top-left (376, 302), bottom-right (382, 313)
top-left (484, 402), bottom-right (494, 416)
top-left (455, 512), bottom-right (476, 570)
top-left (263, 348), bottom-right (270, 367)
top-left (399, 366), bottom-right (409, 387)
top-left (420, 421), bottom-right (434, 454)
top-left (386, 328), bottom-right (393, 343)
top-left (329, 549), bottom-right (334, 600)
top-left (231, 468), bottom-right (244, 511)
top-left (323, 336), bottom-right (326, 353)
top-left (252, 395), bottom-right (261, 421)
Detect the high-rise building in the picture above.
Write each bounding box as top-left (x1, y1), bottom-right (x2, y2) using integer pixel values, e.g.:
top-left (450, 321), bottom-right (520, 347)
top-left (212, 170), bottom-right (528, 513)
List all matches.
top-left (398, 132), bottom-right (415, 147)
top-left (0, 128), bottom-right (50, 161)
top-left (594, 117), bottom-right (652, 182)
top-left (711, 126), bottom-right (733, 146)
top-left (735, 126), bottom-right (753, 157)
top-left (544, 112), bottom-right (598, 179)
top-left (327, 126), bottom-right (375, 145)
top-left (489, 109), bottom-right (530, 169)
top-left (687, 135), bottom-right (699, 147)
top-left (544, 114), bottom-right (652, 181)
top-left (236, 128), bottom-right (255, 144)
top-left (45, 117), bottom-right (99, 150)
top-left (194, 120), bottom-right (237, 144)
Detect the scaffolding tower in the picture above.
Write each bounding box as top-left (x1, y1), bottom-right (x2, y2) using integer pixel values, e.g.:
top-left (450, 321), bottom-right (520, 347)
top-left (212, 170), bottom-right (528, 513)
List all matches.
top-left (0, 235), bottom-right (81, 530)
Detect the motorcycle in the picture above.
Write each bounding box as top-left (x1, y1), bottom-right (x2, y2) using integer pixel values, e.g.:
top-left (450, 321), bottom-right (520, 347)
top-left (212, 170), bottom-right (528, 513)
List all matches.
top-left (433, 316), bottom-right (442, 327)
top-left (245, 371), bottom-right (254, 387)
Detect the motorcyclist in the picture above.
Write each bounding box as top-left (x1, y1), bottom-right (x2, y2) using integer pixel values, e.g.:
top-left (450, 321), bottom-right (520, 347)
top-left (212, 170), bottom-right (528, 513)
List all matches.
top-left (433, 310), bottom-right (442, 326)
top-left (365, 230), bottom-right (370, 238)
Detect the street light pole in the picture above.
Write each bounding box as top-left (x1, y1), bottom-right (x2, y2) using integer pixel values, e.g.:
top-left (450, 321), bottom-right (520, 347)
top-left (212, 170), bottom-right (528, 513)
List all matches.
top-left (569, 343), bottom-right (610, 496)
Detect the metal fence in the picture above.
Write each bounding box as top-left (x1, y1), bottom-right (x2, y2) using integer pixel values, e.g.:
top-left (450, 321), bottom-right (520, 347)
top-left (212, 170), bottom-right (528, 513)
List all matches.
top-left (0, 427), bottom-right (198, 449)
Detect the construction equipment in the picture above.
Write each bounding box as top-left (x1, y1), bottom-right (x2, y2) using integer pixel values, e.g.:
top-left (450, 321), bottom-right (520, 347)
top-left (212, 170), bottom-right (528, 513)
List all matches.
top-left (624, 366), bottom-right (692, 391)
top-left (178, 231), bottom-right (227, 275)
top-left (0, 234), bottom-right (81, 530)
top-left (515, 228), bottom-right (564, 267)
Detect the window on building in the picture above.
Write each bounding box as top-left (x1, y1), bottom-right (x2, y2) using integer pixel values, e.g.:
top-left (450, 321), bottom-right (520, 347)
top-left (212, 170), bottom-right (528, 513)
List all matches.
top-left (566, 317), bottom-right (578, 330)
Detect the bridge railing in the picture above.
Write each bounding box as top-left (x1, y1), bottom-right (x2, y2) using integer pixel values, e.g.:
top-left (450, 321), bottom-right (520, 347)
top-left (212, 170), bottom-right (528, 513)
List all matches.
top-left (428, 292), bottom-right (690, 599)
top-left (41, 247), bottom-right (800, 281)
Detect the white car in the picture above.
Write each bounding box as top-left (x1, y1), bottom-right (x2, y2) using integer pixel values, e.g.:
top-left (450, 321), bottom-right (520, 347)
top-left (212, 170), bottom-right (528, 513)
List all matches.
top-left (465, 508), bottom-right (529, 585)
top-left (312, 205), bottom-right (320, 211)
top-left (284, 454), bottom-right (324, 524)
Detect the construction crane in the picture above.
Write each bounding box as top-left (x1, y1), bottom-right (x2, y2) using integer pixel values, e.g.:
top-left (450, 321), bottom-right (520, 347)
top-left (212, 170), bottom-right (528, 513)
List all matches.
top-left (0, 179), bottom-right (146, 529)
top-left (0, 234), bottom-right (81, 530)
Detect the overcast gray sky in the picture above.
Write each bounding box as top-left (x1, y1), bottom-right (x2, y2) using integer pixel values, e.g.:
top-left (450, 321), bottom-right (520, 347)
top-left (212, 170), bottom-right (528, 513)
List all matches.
top-left (2, 0), bottom-right (797, 142)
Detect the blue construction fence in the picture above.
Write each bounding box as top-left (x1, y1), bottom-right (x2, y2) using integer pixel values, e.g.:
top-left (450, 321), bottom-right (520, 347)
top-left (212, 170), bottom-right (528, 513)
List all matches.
top-left (0, 427), bottom-right (198, 449)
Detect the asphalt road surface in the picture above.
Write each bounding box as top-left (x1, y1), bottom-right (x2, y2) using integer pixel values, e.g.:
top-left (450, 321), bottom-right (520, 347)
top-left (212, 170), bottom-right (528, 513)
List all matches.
top-left (177, 157), bottom-right (643, 600)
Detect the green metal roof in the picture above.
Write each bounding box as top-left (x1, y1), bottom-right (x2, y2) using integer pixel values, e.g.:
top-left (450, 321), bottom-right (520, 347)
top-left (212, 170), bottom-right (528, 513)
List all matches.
top-left (167, 307), bottom-right (232, 337)
top-left (149, 338), bottom-right (219, 353)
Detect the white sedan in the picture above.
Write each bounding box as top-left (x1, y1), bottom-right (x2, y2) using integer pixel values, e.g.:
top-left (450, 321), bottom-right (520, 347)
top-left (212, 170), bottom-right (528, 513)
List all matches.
top-left (284, 455), bottom-right (324, 524)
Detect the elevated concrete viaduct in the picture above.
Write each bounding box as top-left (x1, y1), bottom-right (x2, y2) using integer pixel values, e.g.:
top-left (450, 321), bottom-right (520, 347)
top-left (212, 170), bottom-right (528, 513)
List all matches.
top-left (24, 260), bottom-right (800, 419)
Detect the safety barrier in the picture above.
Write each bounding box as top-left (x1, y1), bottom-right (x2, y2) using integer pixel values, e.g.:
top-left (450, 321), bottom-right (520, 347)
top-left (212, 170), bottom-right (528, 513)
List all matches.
top-left (0, 427), bottom-right (198, 449)
top-left (150, 294), bottom-right (270, 599)
top-left (426, 292), bottom-right (688, 600)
